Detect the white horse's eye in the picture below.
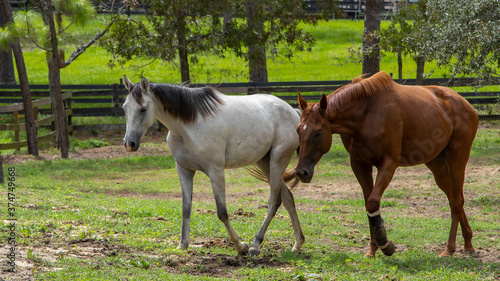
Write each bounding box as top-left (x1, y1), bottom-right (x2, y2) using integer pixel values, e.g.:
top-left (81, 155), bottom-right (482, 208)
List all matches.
top-left (140, 107), bottom-right (147, 113)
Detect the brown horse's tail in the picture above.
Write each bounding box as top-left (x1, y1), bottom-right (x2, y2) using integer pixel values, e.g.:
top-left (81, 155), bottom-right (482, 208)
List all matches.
top-left (283, 168), bottom-right (299, 190)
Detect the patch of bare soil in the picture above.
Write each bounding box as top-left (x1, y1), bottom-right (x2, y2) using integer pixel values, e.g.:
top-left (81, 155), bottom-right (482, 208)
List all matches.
top-left (0, 236), bottom-right (290, 280)
top-left (2, 130), bottom-right (170, 165)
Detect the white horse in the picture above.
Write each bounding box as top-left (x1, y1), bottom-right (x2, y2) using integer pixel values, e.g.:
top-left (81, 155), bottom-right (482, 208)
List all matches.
top-left (122, 75), bottom-right (304, 256)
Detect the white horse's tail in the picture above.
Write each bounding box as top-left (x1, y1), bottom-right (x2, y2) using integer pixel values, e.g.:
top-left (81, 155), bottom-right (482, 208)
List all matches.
top-left (246, 166), bottom-right (299, 190)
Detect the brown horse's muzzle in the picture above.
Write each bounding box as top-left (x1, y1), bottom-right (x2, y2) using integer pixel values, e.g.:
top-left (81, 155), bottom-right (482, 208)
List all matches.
top-left (295, 167), bottom-right (313, 183)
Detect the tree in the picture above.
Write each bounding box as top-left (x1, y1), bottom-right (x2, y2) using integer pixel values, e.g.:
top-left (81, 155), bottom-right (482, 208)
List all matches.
top-left (245, 0), bottom-right (268, 82)
top-left (380, 0), bottom-right (430, 84)
top-left (32, 0), bottom-right (71, 158)
top-left (102, 0), bottom-right (340, 84)
top-left (102, 0), bottom-right (226, 84)
top-left (362, 0), bottom-right (383, 76)
top-left (0, 0), bottom-right (39, 156)
top-left (381, 0), bottom-right (500, 85)
top-left (13, 0), bottom-right (122, 158)
top-left (422, 0), bottom-right (500, 84)
top-left (223, 0), bottom-right (339, 82)
top-left (0, 3), bottom-right (16, 84)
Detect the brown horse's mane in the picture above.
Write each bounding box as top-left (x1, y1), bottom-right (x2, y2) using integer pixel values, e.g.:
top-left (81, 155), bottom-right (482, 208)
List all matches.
top-left (327, 71), bottom-right (394, 112)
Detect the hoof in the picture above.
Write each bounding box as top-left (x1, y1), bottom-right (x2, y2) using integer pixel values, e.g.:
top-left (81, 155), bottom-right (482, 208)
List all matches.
top-left (238, 242), bottom-right (249, 256)
top-left (464, 248), bottom-right (476, 255)
top-left (291, 246), bottom-right (302, 253)
top-left (364, 251), bottom-right (375, 258)
top-left (439, 249), bottom-right (454, 257)
top-left (380, 241), bottom-right (395, 256)
top-left (177, 244), bottom-right (188, 250)
top-left (248, 246), bottom-right (260, 257)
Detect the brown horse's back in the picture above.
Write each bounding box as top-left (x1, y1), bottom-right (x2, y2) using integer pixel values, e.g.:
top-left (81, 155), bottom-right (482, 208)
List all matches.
top-left (390, 84), bottom-right (478, 166)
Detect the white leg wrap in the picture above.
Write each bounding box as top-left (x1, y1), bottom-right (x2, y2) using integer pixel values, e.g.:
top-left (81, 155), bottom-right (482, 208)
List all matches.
top-left (378, 240), bottom-right (391, 250)
top-left (367, 210), bottom-right (381, 217)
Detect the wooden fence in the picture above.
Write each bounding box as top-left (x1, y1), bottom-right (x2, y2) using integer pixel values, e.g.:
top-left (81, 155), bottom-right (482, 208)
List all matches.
top-left (0, 78), bottom-right (499, 139)
top-left (0, 93), bottom-right (73, 150)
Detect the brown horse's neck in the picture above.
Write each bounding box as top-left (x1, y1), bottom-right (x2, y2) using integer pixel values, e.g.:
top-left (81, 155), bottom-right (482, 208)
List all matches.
top-left (325, 96), bottom-right (370, 136)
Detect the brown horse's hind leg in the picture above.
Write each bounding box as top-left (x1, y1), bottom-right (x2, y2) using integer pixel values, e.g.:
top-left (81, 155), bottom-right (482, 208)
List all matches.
top-left (425, 150), bottom-right (475, 257)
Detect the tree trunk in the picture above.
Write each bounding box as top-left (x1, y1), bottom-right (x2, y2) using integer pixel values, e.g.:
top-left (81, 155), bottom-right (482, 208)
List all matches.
top-left (36, 0), bottom-right (69, 158)
top-left (1, 0), bottom-right (39, 156)
top-left (362, 0), bottom-right (383, 77)
top-left (246, 0), bottom-right (268, 83)
top-left (223, 9), bottom-right (232, 34)
top-left (0, 3), bottom-right (16, 84)
top-left (176, 15), bottom-right (190, 84)
top-left (416, 55), bottom-right (425, 85)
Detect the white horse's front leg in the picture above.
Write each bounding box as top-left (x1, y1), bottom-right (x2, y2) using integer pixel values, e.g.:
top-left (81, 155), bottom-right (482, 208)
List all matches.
top-left (176, 163), bottom-right (195, 250)
top-left (208, 168), bottom-right (249, 255)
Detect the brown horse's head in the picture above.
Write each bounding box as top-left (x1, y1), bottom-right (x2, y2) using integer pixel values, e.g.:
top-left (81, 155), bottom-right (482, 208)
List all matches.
top-left (295, 93), bottom-right (333, 183)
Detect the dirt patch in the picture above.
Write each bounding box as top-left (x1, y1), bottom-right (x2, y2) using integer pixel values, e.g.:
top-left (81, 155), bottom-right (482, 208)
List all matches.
top-left (2, 130), bottom-right (170, 165)
top-left (0, 236), bottom-right (290, 280)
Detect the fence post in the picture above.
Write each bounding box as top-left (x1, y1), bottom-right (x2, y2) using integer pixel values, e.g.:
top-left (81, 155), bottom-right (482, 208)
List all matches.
top-left (0, 150), bottom-right (4, 184)
top-left (50, 103), bottom-right (55, 132)
top-left (13, 110), bottom-right (19, 151)
top-left (65, 92), bottom-right (72, 134)
top-left (112, 83), bottom-right (120, 107)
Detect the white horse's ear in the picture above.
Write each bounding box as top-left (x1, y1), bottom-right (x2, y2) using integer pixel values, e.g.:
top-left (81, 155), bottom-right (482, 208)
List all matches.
top-left (140, 77), bottom-right (150, 93)
top-left (123, 75), bottom-right (134, 91)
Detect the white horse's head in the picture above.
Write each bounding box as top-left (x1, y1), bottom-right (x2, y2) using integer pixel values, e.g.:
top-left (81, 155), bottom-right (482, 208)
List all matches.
top-left (122, 75), bottom-right (156, 152)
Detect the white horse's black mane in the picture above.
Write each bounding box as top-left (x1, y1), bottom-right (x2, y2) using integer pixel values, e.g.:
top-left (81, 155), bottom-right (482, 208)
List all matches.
top-left (131, 83), bottom-right (224, 123)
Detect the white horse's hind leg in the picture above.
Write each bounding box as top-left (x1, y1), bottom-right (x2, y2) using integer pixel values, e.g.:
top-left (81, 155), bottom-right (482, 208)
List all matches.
top-left (208, 168), bottom-right (249, 255)
top-left (248, 165), bottom-right (282, 256)
top-left (176, 163), bottom-right (195, 250)
top-left (280, 182), bottom-right (304, 252)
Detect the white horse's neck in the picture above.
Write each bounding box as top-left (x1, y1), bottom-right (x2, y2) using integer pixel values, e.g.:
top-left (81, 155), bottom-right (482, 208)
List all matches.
top-left (150, 94), bottom-right (197, 139)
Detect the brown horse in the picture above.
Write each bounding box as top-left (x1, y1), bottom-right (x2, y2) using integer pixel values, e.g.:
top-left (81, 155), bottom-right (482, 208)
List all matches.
top-left (295, 71), bottom-right (478, 257)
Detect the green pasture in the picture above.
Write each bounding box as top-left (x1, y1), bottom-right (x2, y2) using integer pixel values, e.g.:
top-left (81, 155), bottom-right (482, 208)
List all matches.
top-left (12, 19), bottom-right (474, 84)
top-left (0, 126), bottom-right (499, 280)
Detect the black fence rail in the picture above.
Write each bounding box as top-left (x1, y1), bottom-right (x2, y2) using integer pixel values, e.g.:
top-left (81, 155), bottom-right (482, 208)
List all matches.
top-left (0, 78), bottom-right (499, 122)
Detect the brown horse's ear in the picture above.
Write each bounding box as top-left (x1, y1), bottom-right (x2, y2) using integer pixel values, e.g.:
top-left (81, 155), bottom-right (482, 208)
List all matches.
top-left (123, 75), bottom-right (134, 91)
top-left (298, 93), bottom-right (308, 111)
top-left (140, 77), bottom-right (150, 93)
top-left (319, 94), bottom-right (328, 113)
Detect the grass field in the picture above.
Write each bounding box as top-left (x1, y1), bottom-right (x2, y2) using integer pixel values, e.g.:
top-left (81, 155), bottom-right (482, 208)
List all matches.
top-left (0, 125), bottom-right (499, 280)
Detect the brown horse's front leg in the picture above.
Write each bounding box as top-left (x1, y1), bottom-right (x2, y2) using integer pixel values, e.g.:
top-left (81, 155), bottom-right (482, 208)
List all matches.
top-left (367, 210), bottom-right (395, 256)
top-left (365, 159), bottom-right (398, 256)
